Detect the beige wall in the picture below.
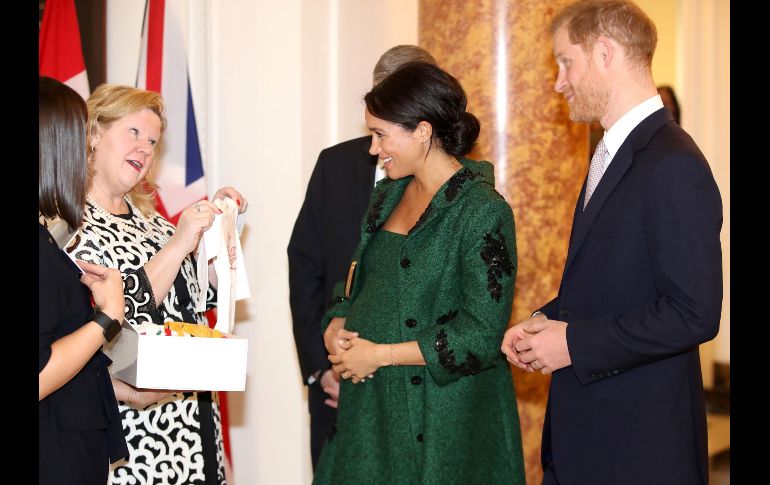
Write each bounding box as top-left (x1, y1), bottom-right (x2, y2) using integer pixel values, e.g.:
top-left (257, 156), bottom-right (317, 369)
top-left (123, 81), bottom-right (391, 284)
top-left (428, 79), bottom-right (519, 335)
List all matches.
top-left (636, 0), bottom-right (678, 88)
top-left (302, 0), bottom-right (419, 186)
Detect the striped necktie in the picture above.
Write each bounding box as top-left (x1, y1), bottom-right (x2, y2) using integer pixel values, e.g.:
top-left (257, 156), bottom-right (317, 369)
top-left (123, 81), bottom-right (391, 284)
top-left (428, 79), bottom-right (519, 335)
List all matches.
top-left (584, 138), bottom-right (608, 209)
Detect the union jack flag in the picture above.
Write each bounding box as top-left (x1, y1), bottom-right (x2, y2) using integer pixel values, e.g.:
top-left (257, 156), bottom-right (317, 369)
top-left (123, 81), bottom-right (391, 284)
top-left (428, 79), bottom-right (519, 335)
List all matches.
top-left (136, 0), bottom-right (207, 224)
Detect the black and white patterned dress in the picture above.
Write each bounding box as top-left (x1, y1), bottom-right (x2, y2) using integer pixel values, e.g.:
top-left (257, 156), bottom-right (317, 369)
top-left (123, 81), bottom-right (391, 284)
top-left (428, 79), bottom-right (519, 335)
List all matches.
top-left (67, 196), bottom-right (226, 485)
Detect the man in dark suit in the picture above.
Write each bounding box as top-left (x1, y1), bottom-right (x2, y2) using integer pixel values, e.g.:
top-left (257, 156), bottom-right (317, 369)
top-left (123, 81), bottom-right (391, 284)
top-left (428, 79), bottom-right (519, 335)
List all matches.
top-left (288, 45), bottom-right (436, 469)
top-left (501, 1), bottom-right (723, 484)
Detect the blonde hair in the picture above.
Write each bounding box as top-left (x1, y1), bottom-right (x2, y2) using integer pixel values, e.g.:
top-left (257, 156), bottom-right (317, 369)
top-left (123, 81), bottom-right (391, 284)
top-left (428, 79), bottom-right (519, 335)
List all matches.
top-left (87, 84), bottom-right (167, 217)
top-left (550, 0), bottom-right (657, 69)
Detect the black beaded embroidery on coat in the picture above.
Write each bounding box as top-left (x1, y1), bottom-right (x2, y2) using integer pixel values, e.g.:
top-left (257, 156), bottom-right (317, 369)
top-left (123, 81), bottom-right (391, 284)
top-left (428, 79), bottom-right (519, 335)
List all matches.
top-left (444, 168), bottom-right (481, 202)
top-left (365, 191), bottom-right (387, 233)
top-left (480, 224), bottom-right (514, 302)
top-left (436, 309), bottom-right (459, 325)
top-left (408, 203), bottom-right (433, 234)
top-left (435, 329), bottom-right (482, 376)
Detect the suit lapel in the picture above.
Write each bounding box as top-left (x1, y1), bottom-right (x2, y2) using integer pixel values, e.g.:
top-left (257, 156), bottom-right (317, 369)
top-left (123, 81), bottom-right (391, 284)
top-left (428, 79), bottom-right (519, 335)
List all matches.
top-left (563, 108), bottom-right (672, 276)
top-left (355, 136), bottom-right (378, 223)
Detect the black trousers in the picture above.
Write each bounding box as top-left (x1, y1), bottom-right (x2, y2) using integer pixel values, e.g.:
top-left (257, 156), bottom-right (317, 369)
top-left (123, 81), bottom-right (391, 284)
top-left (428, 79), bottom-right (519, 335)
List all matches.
top-left (308, 382), bottom-right (337, 470)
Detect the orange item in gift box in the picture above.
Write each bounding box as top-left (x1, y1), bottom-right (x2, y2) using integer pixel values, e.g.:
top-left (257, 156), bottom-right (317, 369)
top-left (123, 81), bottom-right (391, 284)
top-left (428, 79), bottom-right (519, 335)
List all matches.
top-left (164, 321), bottom-right (225, 338)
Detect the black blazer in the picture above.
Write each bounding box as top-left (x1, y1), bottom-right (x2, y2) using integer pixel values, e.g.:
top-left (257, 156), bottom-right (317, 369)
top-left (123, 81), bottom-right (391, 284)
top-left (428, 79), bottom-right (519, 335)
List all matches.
top-left (288, 136), bottom-right (377, 382)
top-left (39, 224), bottom-right (127, 484)
top-left (539, 108), bottom-right (722, 485)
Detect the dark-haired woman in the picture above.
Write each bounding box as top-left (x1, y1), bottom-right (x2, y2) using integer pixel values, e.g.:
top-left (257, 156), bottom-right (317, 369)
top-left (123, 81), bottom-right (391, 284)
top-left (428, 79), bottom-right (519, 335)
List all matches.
top-left (39, 76), bottom-right (129, 484)
top-left (314, 62), bottom-right (525, 484)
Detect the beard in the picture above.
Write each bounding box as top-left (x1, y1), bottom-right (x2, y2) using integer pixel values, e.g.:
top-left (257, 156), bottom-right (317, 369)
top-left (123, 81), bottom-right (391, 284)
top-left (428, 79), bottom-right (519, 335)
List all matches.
top-left (567, 73), bottom-right (608, 123)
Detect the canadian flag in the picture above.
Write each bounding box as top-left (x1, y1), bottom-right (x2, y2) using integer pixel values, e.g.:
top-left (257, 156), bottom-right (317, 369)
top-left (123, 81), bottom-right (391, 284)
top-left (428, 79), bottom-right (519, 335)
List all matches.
top-left (39, 0), bottom-right (90, 100)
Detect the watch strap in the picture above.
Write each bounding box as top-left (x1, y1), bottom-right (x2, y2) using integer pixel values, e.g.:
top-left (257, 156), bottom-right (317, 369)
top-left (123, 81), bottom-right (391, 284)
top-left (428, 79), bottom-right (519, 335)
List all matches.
top-left (91, 310), bottom-right (122, 342)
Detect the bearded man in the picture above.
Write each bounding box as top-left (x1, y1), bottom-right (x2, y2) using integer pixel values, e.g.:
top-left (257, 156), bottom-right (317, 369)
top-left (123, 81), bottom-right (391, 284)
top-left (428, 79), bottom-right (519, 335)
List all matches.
top-left (501, 1), bottom-right (723, 484)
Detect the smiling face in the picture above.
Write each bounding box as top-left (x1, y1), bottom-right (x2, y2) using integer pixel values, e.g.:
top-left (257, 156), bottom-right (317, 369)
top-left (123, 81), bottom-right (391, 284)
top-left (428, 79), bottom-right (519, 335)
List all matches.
top-left (365, 109), bottom-right (428, 180)
top-left (90, 108), bottom-right (162, 196)
top-left (553, 26), bottom-right (608, 123)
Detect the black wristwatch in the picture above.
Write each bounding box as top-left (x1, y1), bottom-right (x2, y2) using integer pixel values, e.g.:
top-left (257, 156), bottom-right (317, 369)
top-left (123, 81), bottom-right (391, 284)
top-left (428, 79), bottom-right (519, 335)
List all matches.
top-left (91, 310), bottom-right (123, 342)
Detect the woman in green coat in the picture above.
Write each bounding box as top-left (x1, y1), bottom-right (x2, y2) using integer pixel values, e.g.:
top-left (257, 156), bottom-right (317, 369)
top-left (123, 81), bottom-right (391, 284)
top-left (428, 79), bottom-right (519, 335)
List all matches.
top-left (314, 62), bottom-right (525, 485)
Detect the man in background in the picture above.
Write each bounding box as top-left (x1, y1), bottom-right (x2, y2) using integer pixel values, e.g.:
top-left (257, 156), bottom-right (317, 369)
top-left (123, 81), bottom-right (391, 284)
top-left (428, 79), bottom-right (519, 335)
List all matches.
top-left (657, 84), bottom-right (681, 124)
top-left (288, 45), bottom-right (436, 469)
top-left (502, 1), bottom-right (722, 483)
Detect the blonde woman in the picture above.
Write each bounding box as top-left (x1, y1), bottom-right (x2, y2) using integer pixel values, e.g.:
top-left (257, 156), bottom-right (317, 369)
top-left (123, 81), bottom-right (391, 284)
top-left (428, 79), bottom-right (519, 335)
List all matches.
top-left (68, 83), bottom-right (248, 485)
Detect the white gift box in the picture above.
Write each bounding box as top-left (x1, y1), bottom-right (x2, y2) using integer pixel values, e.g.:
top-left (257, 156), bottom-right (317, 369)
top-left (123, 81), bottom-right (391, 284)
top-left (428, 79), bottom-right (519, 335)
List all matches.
top-left (104, 321), bottom-right (248, 391)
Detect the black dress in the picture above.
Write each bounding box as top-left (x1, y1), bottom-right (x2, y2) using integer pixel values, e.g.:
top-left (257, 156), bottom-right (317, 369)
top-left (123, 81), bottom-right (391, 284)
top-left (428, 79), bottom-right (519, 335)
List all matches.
top-left (39, 223), bottom-right (127, 485)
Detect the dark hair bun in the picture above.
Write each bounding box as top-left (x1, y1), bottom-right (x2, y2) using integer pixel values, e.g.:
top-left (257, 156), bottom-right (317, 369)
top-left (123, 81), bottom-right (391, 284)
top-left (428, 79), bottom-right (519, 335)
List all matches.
top-left (442, 111), bottom-right (480, 158)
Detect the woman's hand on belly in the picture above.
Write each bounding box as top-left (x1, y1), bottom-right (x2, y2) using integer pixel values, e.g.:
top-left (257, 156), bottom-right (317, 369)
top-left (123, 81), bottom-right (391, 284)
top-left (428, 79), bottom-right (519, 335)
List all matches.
top-left (329, 338), bottom-right (387, 384)
top-left (324, 317), bottom-right (359, 355)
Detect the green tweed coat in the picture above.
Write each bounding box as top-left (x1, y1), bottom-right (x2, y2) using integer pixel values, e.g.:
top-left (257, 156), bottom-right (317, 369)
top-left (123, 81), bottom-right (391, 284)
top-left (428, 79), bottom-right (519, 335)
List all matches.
top-left (314, 158), bottom-right (525, 485)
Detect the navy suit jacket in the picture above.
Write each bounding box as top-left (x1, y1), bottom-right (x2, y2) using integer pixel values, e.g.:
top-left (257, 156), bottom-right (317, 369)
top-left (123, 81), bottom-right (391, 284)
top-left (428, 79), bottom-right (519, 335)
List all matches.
top-left (288, 136), bottom-right (377, 383)
top-left (539, 108), bottom-right (723, 485)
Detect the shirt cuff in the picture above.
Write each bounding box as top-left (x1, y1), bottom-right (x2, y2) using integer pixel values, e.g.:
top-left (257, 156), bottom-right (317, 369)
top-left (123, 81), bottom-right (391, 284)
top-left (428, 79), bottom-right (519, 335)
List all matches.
top-left (307, 364), bottom-right (331, 385)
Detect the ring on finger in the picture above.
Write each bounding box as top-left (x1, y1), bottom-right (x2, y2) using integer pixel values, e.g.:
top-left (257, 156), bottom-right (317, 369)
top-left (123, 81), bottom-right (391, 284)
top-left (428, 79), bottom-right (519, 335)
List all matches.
top-left (195, 204), bottom-right (201, 213)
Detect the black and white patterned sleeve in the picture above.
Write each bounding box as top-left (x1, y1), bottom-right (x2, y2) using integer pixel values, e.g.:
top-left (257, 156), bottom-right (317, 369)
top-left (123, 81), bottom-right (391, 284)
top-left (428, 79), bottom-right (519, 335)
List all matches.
top-left (67, 225), bottom-right (163, 326)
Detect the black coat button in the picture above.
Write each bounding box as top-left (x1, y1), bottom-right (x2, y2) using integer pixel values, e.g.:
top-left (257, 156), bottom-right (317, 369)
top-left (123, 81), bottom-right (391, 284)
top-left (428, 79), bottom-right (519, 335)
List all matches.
top-left (416, 433), bottom-right (424, 442)
top-left (411, 376), bottom-right (422, 385)
top-left (400, 257), bottom-right (411, 268)
top-left (405, 318), bottom-right (417, 328)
